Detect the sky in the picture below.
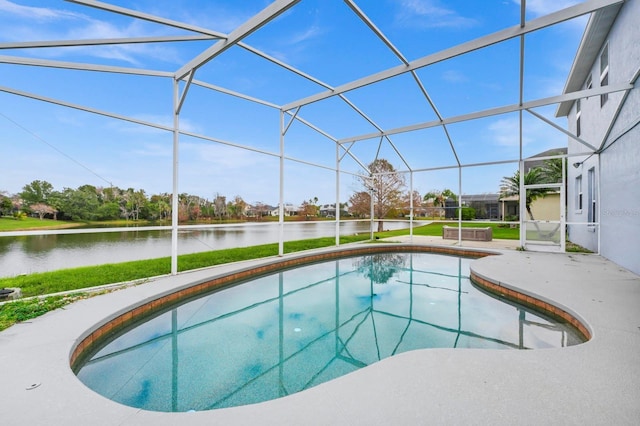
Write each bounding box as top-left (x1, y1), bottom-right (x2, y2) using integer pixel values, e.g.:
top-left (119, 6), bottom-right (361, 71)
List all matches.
top-left (0, 0), bottom-right (589, 206)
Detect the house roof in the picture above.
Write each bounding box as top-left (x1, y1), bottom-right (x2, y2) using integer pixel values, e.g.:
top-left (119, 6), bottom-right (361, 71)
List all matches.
top-left (525, 147), bottom-right (567, 171)
top-left (555, 4), bottom-right (623, 117)
top-left (461, 193), bottom-right (500, 202)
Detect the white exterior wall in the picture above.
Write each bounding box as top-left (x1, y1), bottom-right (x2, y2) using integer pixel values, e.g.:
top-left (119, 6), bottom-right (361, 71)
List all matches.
top-left (567, 0), bottom-right (640, 274)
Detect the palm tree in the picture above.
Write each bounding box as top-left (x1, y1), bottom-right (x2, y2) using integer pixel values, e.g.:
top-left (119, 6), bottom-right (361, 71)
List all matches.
top-left (540, 158), bottom-right (565, 184)
top-left (500, 167), bottom-right (551, 221)
top-left (423, 188), bottom-right (457, 218)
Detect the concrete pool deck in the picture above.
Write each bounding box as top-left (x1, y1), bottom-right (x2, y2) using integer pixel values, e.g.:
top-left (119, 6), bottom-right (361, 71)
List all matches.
top-left (1, 240), bottom-right (639, 425)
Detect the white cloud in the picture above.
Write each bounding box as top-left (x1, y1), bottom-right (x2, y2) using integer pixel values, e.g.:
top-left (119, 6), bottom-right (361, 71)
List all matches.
top-left (0, 0), bottom-right (82, 21)
top-left (111, 114), bottom-right (202, 135)
top-left (128, 142), bottom-right (172, 159)
top-left (288, 24), bottom-right (323, 45)
top-left (0, 1), bottom-right (183, 66)
top-left (394, 0), bottom-right (478, 30)
top-left (488, 117), bottom-right (525, 147)
top-left (487, 113), bottom-right (568, 150)
top-left (172, 3), bottom-right (258, 34)
top-left (515, 0), bottom-right (581, 17)
top-left (260, 12), bottom-right (325, 65)
top-left (176, 141), bottom-right (282, 202)
top-left (442, 69), bottom-right (468, 83)
top-left (181, 141), bottom-right (265, 169)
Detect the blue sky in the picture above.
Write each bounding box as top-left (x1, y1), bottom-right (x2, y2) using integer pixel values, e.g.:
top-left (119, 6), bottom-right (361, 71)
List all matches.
top-left (0, 0), bottom-right (587, 206)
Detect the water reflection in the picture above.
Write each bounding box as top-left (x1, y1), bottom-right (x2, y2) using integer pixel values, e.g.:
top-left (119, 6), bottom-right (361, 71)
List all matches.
top-left (75, 252), bottom-right (584, 412)
top-left (354, 252), bottom-right (406, 284)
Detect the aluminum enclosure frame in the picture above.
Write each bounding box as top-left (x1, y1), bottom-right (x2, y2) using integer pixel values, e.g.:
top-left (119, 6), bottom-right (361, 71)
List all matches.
top-left (0, 0), bottom-right (631, 274)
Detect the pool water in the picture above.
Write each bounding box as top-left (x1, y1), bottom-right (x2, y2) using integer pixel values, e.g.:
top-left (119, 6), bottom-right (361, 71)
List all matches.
top-left (75, 252), bottom-right (584, 412)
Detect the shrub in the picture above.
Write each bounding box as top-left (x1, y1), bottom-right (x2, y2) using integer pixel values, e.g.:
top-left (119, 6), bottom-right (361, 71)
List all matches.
top-left (455, 207), bottom-right (476, 220)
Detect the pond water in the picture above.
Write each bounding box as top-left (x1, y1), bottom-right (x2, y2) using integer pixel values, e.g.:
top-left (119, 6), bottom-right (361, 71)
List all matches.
top-left (0, 221), bottom-right (418, 277)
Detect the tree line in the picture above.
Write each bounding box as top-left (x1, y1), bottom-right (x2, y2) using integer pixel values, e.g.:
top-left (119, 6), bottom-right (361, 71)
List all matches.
top-left (0, 180), bottom-right (269, 222)
top-left (1, 158), bottom-right (562, 225)
top-left (0, 160), bottom-right (412, 224)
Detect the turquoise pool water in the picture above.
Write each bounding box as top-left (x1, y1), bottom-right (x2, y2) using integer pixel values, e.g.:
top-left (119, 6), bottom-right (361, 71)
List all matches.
top-left (75, 252), bottom-right (584, 412)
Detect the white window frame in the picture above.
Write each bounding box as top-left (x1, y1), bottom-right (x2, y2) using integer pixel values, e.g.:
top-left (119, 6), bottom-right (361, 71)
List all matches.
top-left (576, 98), bottom-right (581, 137)
top-left (588, 167), bottom-right (597, 230)
top-left (575, 175), bottom-right (583, 213)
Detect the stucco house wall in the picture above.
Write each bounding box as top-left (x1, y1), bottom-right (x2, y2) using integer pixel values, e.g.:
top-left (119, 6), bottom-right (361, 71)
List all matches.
top-left (562, 0), bottom-right (639, 274)
top-left (530, 193), bottom-right (561, 222)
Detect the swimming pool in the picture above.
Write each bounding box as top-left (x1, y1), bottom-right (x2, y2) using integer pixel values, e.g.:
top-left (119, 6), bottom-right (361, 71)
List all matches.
top-left (74, 251), bottom-right (585, 412)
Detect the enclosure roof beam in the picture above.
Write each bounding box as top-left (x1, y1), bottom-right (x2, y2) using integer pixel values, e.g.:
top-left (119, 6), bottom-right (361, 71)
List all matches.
top-left (385, 135), bottom-right (413, 171)
top-left (0, 55), bottom-right (172, 77)
top-left (281, 111), bottom-right (371, 173)
top-left (339, 82), bottom-right (633, 143)
top-left (0, 35), bottom-right (217, 50)
top-left (525, 109), bottom-right (598, 152)
top-left (344, 0), bottom-right (421, 171)
top-left (343, 0), bottom-right (408, 66)
top-left (0, 85), bottom-right (173, 131)
top-left (240, 40), bottom-right (392, 139)
top-left (346, 0), bottom-right (463, 167)
top-left (283, 0), bottom-right (624, 111)
top-left (238, 42), bottom-right (333, 91)
top-left (190, 70), bottom-right (367, 169)
top-left (175, 70), bottom-right (194, 115)
top-left (194, 57), bottom-right (364, 167)
top-left (597, 66), bottom-right (640, 152)
top-left (174, 0), bottom-right (300, 81)
top-left (191, 79), bottom-right (280, 109)
top-left (67, 0), bottom-right (227, 38)
top-left (409, 66), bottom-right (461, 166)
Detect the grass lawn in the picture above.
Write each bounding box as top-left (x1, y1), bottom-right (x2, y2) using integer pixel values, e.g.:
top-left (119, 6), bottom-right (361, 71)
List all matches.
top-left (383, 221), bottom-right (519, 240)
top-left (0, 216), bottom-right (80, 231)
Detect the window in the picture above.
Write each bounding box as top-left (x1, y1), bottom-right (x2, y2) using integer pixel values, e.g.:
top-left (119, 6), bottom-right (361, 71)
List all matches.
top-left (600, 44), bottom-right (609, 107)
top-left (575, 175), bottom-right (583, 211)
top-left (600, 44), bottom-right (608, 74)
top-left (586, 74), bottom-right (592, 90)
top-left (576, 98), bottom-right (581, 137)
top-left (588, 167), bottom-right (596, 225)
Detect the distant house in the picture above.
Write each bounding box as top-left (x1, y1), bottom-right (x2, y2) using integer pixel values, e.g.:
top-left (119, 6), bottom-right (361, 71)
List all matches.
top-left (270, 204), bottom-right (300, 216)
top-left (319, 203), bottom-right (349, 217)
top-left (499, 195), bottom-right (519, 220)
top-left (461, 193), bottom-right (500, 220)
top-left (523, 148), bottom-right (567, 172)
top-left (556, 0), bottom-right (639, 274)
top-left (498, 148), bottom-right (567, 222)
top-left (245, 204), bottom-right (275, 218)
top-left (420, 198), bottom-right (444, 218)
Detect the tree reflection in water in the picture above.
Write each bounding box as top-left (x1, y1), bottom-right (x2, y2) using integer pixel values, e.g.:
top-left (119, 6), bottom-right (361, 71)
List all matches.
top-left (354, 253), bottom-right (406, 285)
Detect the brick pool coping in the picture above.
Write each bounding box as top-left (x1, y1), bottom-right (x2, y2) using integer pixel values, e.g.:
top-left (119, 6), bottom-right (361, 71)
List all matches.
top-left (470, 272), bottom-right (592, 341)
top-left (70, 243), bottom-right (592, 372)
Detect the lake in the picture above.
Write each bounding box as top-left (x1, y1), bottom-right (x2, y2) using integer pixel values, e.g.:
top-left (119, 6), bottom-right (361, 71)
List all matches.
top-left (0, 220), bottom-right (421, 277)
